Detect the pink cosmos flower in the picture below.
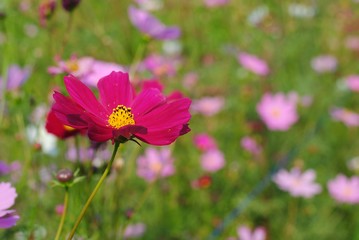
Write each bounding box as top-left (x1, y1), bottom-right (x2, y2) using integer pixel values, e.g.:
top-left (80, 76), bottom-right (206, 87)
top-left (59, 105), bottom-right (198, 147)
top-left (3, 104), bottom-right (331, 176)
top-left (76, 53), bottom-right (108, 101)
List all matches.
top-left (345, 75), bottom-right (359, 92)
top-left (48, 56), bottom-right (126, 87)
top-left (330, 107), bottom-right (359, 127)
top-left (136, 147), bottom-right (175, 182)
top-left (0, 64), bottom-right (31, 91)
top-left (240, 136), bottom-right (262, 156)
top-left (123, 223), bottom-right (146, 238)
top-left (128, 6), bottom-right (181, 40)
top-left (237, 225), bottom-right (266, 240)
top-left (273, 168), bottom-right (322, 198)
top-left (194, 133), bottom-right (217, 152)
top-left (204, 0), bottom-right (230, 8)
top-left (200, 149), bottom-right (225, 172)
top-left (0, 182), bottom-right (19, 229)
top-left (327, 174), bottom-right (359, 204)
top-left (256, 93), bottom-right (298, 131)
top-left (311, 55), bottom-right (337, 73)
top-left (191, 97), bottom-right (225, 116)
top-left (139, 54), bottom-right (180, 77)
top-left (237, 52), bottom-right (270, 76)
top-left (52, 71), bottom-right (191, 145)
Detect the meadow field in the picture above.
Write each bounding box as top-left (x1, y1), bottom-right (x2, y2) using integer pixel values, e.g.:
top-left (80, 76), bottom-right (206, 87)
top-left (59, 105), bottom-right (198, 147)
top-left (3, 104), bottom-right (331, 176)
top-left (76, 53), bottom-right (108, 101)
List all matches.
top-left (1, 0), bottom-right (359, 239)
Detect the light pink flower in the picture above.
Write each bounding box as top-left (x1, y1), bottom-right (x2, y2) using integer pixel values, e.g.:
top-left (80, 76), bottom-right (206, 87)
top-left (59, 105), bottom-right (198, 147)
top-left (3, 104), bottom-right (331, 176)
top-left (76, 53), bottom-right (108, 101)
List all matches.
top-left (191, 97), bottom-right (225, 116)
top-left (237, 225), bottom-right (266, 240)
top-left (128, 6), bottom-right (180, 40)
top-left (137, 147), bottom-right (175, 182)
top-left (200, 149), bottom-right (225, 172)
top-left (256, 93), bottom-right (298, 131)
top-left (0, 182), bottom-right (19, 229)
top-left (123, 223), bottom-right (146, 238)
top-left (327, 174), bottom-right (359, 204)
top-left (330, 107), bottom-right (359, 127)
top-left (273, 168), bottom-right (322, 198)
top-left (194, 133), bottom-right (217, 152)
top-left (311, 55), bottom-right (337, 73)
top-left (345, 75), bottom-right (359, 92)
top-left (237, 52), bottom-right (269, 76)
top-left (48, 56), bottom-right (126, 87)
top-left (240, 136), bottom-right (262, 156)
top-left (204, 0), bottom-right (230, 8)
top-left (139, 54), bottom-right (180, 77)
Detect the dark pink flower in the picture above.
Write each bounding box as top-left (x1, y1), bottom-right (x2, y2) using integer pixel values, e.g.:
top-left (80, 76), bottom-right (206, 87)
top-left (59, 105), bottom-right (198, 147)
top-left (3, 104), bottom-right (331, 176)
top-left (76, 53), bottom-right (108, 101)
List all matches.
top-left (52, 71), bottom-right (191, 145)
top-left (128, 6), bottom-right (181, 40)
top-left (0, 182), bottom-right (19, 229)
top-left (193, 133), bottom-right (217, 151)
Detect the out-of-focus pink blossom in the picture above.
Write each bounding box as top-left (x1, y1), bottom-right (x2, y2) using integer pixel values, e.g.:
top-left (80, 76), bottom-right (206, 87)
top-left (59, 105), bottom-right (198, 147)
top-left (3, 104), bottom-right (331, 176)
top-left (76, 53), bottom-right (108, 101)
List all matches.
top-left (345, 36), bottom-right (359, 51)
top-left (0, 64), bottom-right (31, 91)
top-left (256, 92), bottom-right (298, 131)
top-left (273, 168), bottom-right (322, 198)
top-left (139, 54), bottom-right (180, 77)
top-left (182, 72), bottom-right (198, 89)
top-left (0, 182), bottom-right (19, 229)
top-left (191, 97), bottom-right (225, 116)
top-left (55, 204), bottom-right (64, 216)
top-left (237, 225), bottom-right (266, 240)
top-left (330, 107), bottom-right (359, 127)
top-left (204, 0), bottom-right (230, 8)
top-left (327, 174), bottom-right (359, 204)
top-left (345, 75), bottom-right (359, 92)
top-left (38, 0), bottom-right (56, 27)
top-left (48, 56), bottom-right (126, 87)
top-left (137, 147), bottom-right (175, 182)
top-left (237, 52), bottom-right (270, 76)
top-left (123, 223), bottom-right (146, 238)
top-left (311, 55), bottom-right (337, 73)
top-left (128, 6), bottom-right (181, 40)
top-left (200, 149), bottom-right (225, 172)
top-left (240, 136), bottom-right (262, 156)
top-left (194, 133), bottom-right (217, 151)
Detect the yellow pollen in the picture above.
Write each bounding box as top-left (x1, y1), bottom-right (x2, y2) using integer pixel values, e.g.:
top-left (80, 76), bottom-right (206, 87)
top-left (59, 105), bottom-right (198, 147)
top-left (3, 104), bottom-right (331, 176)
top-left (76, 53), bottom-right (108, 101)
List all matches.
top-left (64, 125), bottom-right (75, 131)
top-left (66, 60), bottom-right (79, 72)
top-left (271, 108), bottom-right (281, 118)
top-left (108, 105), bottom-right (135, 129)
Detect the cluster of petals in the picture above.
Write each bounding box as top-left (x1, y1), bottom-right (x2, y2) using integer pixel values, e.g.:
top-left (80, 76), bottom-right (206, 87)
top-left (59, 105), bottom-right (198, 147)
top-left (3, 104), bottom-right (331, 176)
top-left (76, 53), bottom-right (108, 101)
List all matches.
top-left (191, 96), bottom-right (225, 116)
top-left (273, 168), bottom-right (322, 198)
top-left (137, 147), bottom-right (175, 182)
top-left (227, 225), bottom-right (266, 240)
top-left (345, 75), bottom-right (359, 92)
top-left (0, 182), bottom-right (19, 229)
top-left (237, 52), bottom-right (270, 76)
top-left (128, 6), bottom-right (181, 40)
top-left (139, 54), bottom-right (180, 77)
top-left (327, 174), bottom-right (359, 204)
top-left (48, 56), bottom-right (126, 87)
top-left (51, 71), bottom-right (191, 145)
top-left (240, 136), bottom-right (262, 156)
top-left (256, 92), bottom-right (298, 131)
top-left (330, 107), bottom-right (359, 127)
top-left (311, 55), bottom-right (337, 73)
top-left (0, 64), bottom-right (31, 91)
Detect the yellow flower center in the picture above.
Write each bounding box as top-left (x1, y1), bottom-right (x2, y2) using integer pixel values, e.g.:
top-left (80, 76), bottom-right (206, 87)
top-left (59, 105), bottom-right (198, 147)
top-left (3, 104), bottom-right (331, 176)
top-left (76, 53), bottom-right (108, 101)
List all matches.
top-left (66, 60), bottom-right (79, 72)
top-left (108, 105), bottom-right (135, 129)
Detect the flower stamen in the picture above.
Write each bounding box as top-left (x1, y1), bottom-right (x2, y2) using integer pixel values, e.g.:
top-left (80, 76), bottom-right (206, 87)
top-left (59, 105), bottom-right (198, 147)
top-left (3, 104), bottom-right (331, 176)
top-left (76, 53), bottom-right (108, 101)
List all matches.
top-left (108, 105), bottom-right (135, 129)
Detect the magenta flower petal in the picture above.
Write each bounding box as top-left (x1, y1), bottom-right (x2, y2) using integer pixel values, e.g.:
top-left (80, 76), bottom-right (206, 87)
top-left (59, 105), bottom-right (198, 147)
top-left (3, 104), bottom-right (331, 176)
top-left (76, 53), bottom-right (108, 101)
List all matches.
top-left (98, 71), bottom-right (134, 111)
top-left (87, 123), bottom-right (114, 142)
top-left (132, 88), bottom-right (166, 118)
top-left (52, 92), bottom-right (88, 128)
top-left (64, 75), bottom-right (108, 121)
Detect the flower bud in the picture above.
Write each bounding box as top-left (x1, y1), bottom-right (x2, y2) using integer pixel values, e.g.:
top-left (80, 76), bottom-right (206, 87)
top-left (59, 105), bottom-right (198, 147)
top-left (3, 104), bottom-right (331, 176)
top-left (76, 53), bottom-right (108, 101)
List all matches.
top-left (38, 0), bottom-right (56, 27)
top-left (56, 168), bottom-right (74, 183)
top-left (62, 0), bottom-right (81, 12)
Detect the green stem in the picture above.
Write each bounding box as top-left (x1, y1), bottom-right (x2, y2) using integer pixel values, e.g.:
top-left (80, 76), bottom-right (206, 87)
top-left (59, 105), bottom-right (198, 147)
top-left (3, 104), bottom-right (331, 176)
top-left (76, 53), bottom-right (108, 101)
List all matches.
top-left (67, 142), bottom-right (120, 240)
top-left (128, 37), bottom-right (150, 79)
top-left (55, 188), bottom-right (69, 240)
